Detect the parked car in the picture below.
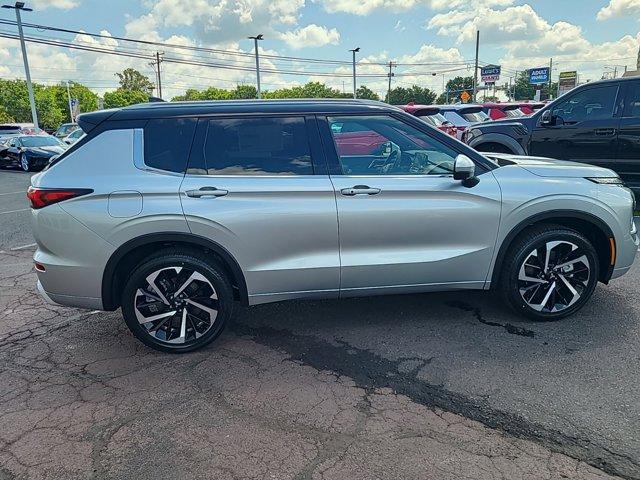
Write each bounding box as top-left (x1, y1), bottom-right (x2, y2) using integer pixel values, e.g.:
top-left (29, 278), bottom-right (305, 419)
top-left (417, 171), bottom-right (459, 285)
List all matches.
top-left (481, 103), bottom-right (525, 120)
top-left (436, 105), bottom-right (491, 139)
top-left (30, 99), bottom-right (636, 353)
top-left (54, 122), bottom-right (79, 139)
top-left (0, 123), bottom-right (46, 138)
top-left (400, 104), bottom-right (458, 137)
top-left (62, 128), bottom-right (84, 145)
top-left (0, 134), bottom-right (67, 171)
top-left (517, 102), bottom-right (545, 115)
top-left (463, 77), bottom-right (640, 196)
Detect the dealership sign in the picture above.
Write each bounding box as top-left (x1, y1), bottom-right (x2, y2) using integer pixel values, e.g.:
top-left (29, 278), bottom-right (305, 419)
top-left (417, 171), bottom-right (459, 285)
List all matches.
top-left (558, 71), bottom-right (577, 96)
top-left (481, 65), bottom-right (501, 84)
top-left (529, 67), bottom-right (550, 85)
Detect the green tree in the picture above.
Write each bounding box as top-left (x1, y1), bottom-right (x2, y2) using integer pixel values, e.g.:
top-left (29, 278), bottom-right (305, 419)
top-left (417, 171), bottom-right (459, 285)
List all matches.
top-left (436, 76), bottom-right (474, 104)
top-left (34, 86), bottom-right (65, 129)
top-left (231, 84), bottom-right (257, 99)
top-left (0, 79), bottom-right (66, 130)
top-left (50, 81), bottom-right (99, 122)
top-left (386, 85), bottom-right (436, 105)
top-left (0, 105), bottom-right (14, 123)
top-left (356, 85), bottom-right (380, 100)
top-left (103, 89), bottom-right (149, 109)
top-left (115, 68), bottom-right (155, 94)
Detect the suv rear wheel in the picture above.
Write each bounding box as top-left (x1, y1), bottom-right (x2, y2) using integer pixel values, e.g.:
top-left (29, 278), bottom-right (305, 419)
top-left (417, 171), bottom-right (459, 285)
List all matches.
top-left (121, 249), bottom-right (233, 353)
top-left (499, 225), bottom-right (599, 321)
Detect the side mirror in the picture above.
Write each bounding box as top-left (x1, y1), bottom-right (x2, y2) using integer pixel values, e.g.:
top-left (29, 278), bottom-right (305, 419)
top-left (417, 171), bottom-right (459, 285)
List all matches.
top-left (453, 154), bottom-right (479, 188)
top-left (540, 109), bottom-right (553, 126)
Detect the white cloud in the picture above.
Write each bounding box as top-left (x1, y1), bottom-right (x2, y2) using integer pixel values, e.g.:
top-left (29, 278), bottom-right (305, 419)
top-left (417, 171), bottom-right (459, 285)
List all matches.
top-left (318, 0), bottom-right (419, 16)
top-left (30, 0), bottom-right (80, 9)
top-left (597, 0), bottom-right (640, 20)
top-left (279, 24), bottom-right (340, 49)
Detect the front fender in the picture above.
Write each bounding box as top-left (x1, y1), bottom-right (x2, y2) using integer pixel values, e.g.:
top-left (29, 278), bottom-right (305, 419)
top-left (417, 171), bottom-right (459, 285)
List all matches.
top-left (469, 133), bottom-right (526, 155)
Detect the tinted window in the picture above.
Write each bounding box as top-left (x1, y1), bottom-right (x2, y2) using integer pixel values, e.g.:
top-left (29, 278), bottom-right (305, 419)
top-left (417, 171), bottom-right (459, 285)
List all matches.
top-left (328, 115), bottom-right (458, 176)
top-left (552, 85), bottom-right (618, 124)
top-left (623, 82), bottom-right (640, 118)
top-left (144, 118), bottom-right (197, 173)
top-left (203, 117), bottom-right (313, 175)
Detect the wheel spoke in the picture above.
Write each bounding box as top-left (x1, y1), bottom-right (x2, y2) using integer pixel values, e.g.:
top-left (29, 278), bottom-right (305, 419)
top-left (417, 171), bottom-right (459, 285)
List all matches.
top-left (136, 309), bottom-right (177, 324)
top-left (174, 271), bottom-right (209, 297)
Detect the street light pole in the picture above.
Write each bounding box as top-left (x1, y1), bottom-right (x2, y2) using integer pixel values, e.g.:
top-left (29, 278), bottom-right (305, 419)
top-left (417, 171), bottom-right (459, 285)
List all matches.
top-left (349, 47), bottom-right (360, 99)
top-left (2, 2), bottom-right (38, 128)
top-left (248, 34), bottom-right (263, 99)
top-left (473, 30), bottom-right (479, 103)
top-left (66, 80), bottom-right (73, 122)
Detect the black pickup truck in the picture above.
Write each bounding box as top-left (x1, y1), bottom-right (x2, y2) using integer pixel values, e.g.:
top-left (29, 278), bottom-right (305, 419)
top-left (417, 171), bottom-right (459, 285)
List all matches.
top-left (463, 77), bottom-right (640, 195)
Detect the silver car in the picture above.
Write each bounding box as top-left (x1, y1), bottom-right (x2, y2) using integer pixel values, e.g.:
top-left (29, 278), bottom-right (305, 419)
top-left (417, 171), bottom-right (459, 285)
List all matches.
top-left (29, 100), bottom-right (638, 353)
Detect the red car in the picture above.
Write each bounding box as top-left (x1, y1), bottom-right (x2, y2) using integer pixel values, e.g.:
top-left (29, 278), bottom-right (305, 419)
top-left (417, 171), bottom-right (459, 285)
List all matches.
top-left (481, 103), bottom-right (524, 120)
top-left (516, 102), bottom-right (545, 115)
top-left (399, 104), bottom-right (458, 137)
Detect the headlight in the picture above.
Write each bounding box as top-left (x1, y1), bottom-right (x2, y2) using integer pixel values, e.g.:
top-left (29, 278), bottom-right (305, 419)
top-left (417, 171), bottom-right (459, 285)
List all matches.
top-left (586, 177), bottom-right (624, 185)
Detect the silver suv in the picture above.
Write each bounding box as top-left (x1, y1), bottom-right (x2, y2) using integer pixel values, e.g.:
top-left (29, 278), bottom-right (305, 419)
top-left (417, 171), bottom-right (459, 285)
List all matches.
top-left (29, 100), bottom-right (638, 353)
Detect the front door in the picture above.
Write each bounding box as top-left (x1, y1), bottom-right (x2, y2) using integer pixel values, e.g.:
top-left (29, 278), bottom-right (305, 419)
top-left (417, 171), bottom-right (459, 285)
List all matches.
top-left (616, 80), bottom-right (640, 191)
top-left (180, 116), bottom-right (340, 304)
top-left (322, 114), bottom-right (502, 295)
top-left (530, 83), bottom-right (621, 170)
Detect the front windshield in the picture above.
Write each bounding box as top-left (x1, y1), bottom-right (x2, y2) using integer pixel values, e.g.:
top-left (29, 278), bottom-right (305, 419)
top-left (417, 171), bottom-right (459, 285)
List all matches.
top-left (416, 112), bottom-right (449, 127)
top-left (20, 136), bottom-right (63, 147)
top-left (461, 110), bottom-right (490, 123)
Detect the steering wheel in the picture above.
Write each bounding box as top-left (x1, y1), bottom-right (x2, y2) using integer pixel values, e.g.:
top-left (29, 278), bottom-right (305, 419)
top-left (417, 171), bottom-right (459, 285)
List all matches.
top-left (421, 158), bottom-right (454, 175)
top-left (381, 141), bottom-right (403, 173)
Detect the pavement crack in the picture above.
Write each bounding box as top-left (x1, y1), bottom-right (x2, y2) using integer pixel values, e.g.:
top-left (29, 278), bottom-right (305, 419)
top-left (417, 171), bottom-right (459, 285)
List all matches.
top-left (445, 300), bottom-right (536, 338)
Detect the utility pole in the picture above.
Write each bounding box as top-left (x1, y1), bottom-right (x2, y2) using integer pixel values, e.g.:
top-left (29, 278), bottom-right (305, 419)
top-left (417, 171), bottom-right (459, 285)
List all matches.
top-left (66, 80), bottom-right (73, 121)
top-left (386, 61), bottom-right (396, 103)
top-left (155, 51), bottom-right (163, 99)
top-left (473, 30), bottom-right (479, 103)
top-left (248, 34), bottom-right (263, 98)
top-left (2, 2), bottom-right (37, 128)
top-left (349, 47), bottom-right (360, 99)
top-left (548, 57), bottom-right (553, 98)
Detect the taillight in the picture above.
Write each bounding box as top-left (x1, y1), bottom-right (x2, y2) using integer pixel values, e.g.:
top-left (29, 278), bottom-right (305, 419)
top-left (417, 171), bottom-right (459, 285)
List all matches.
top-left (27, 187), bottom-right (93, 209)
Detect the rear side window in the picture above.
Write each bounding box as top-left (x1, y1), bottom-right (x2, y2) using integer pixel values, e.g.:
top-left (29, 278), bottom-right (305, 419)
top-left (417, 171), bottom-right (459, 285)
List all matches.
top-left (144, 118), bottom-right (197, 173)
top-left (203, 117), bottom-right (313, 175)
top-left (623, 82), bottom-right (640, 118)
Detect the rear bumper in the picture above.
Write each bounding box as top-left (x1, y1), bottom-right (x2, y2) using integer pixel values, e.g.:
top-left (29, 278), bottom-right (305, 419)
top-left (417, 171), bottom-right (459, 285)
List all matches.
top-left (37, 280), bottom-right (103, 310)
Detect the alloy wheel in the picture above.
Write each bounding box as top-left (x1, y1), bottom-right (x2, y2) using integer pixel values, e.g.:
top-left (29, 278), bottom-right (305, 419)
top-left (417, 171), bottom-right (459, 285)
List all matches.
top-left (517, 240), bottom-right (591, 313)
top-left (134, 266), bottom-right (219, 344)
top-left (20, 154), bottom-right (29, 172)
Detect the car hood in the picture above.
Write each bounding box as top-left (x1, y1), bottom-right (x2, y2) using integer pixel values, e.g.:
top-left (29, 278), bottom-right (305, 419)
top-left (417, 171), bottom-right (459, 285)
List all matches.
top-left (26, 146), bottom-right (65, 156)
top-left (485, 153), bottom-right (618, 178)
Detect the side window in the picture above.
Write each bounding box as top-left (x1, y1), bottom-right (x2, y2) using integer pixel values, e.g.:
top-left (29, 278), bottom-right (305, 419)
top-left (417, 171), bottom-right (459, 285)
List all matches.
top-left (203, 117), bottom-right (313, 175)
top-left (623, 82), bottom-right (640, 118)
top-left (327, 115), bottom-right (458, 176)
top-left (144, 118), bottom-right (197, 173)
top-left (551, 85), bottom-right (618, 124)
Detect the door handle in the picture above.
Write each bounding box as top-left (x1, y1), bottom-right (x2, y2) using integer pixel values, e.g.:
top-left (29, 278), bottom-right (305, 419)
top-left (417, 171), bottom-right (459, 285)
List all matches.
top-left (340, 185), bottom-right (381, 196)
top-left (185, 187), bottom-right (229, 198)
top-left (594, 128), bottom-right (617, 136)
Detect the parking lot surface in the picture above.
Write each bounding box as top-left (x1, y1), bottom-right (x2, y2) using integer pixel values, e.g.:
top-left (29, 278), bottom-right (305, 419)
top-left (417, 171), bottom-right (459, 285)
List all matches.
top-left (1, 170), bottom-right (638, 479)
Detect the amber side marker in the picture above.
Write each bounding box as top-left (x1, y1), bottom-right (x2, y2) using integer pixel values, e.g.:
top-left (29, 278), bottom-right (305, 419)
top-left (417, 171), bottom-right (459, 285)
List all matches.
top-left (609, 237), bottom-right (616, 266)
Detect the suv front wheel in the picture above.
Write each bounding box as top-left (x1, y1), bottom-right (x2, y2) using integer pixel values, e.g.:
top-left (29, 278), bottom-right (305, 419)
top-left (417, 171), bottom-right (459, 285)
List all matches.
top-left (121, 249), bottom-right (233, 353)
top-left (500, 225), bottom-right (599, 321)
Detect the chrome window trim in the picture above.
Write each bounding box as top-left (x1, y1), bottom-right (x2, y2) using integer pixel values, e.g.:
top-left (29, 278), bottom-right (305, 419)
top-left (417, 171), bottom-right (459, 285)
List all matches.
top-left (133, 127), bottom-right (183, 177)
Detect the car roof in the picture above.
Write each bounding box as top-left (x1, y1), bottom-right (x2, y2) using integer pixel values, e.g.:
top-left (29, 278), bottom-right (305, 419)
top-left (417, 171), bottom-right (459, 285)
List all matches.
top-left (77, 99), bottom-right (404, 132)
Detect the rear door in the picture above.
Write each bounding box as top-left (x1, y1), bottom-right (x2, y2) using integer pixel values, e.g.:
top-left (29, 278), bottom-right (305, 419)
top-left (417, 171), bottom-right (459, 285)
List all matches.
top-left (615, 80), bottom-right (640, 191)
top-left (529, 83), bottom-right (622, 168)
top-left (322, 114), bottom-right (502, 296)
top-left (180, 115), bottom-right (340, 304)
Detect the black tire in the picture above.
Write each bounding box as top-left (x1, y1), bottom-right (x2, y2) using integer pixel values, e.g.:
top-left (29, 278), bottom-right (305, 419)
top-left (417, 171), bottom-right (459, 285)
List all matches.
top-left (121, 248), bottom-right (233, 353)
top-left (499, 224), bottom-right (599, 321)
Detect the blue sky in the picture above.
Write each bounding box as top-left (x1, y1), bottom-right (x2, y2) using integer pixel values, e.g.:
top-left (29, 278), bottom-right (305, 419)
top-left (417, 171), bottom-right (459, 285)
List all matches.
top-left (1, 0), bottom-right (639, 98)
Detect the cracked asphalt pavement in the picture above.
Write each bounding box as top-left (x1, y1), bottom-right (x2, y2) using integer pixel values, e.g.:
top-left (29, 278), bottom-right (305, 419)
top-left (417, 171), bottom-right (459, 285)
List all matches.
top-left (1, 170), bottom-right (638, 479)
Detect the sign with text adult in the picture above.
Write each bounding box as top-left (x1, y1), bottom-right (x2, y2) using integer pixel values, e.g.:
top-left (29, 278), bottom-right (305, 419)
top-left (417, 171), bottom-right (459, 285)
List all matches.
top-left (481, 65), bottom-right (501, 84)
top-left (529, 67), bottom-right (550, 85)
